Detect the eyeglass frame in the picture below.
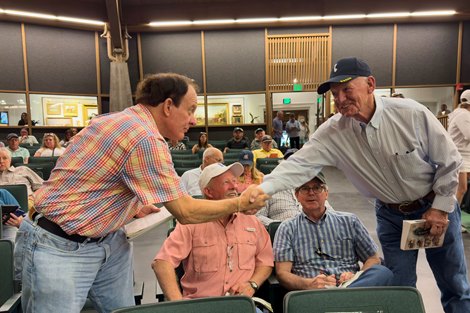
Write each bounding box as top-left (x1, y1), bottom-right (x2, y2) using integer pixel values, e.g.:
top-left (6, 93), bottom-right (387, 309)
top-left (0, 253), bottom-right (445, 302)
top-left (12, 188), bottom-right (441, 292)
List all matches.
top-left (296, 184), bottom-right (327, 195)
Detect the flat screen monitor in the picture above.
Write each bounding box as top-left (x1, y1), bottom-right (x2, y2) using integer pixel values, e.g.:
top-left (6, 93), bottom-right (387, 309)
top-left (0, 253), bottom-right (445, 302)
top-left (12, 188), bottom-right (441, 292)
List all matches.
top-left (0, 111), bottom-right (8, 125)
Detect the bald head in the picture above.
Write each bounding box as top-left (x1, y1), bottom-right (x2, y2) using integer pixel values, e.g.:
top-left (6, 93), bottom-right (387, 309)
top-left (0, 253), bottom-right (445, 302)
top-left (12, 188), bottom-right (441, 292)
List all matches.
top-left (202, 147), bottom-right (224, 169)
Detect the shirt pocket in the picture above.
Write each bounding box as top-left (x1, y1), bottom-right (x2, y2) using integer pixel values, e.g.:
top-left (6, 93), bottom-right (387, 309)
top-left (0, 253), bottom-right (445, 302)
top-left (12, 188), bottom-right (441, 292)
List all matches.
top-left (390, 148), bottom-right (435, 181)
top-left (192, 237), bottom-right (220, 273)
top-left (328, 233), bottom-right (355, 262)
top-left (236, 232), bottom-right (258, 270)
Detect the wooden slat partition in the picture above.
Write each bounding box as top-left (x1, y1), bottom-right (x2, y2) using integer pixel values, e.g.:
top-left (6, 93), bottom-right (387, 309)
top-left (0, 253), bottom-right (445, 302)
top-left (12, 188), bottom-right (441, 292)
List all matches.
top-left (267, 34), bottom-right (330, 92)
top-left (437, 115), bottom-right (448, 130)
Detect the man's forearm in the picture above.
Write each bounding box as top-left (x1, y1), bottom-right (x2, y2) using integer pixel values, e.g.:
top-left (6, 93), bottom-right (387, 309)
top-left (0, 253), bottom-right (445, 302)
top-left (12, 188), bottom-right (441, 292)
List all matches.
top-left (361, 254), bottom-right (382, 271)
top-left (152, 259), bottom-right (183, 301)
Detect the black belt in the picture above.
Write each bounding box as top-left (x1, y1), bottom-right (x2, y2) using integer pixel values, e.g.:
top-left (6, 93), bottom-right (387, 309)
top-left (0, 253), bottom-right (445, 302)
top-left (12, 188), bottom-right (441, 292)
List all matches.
top-left (33, 213), bottom-right (104, 243)
top-left (385, 191), bottom-right (436, 213)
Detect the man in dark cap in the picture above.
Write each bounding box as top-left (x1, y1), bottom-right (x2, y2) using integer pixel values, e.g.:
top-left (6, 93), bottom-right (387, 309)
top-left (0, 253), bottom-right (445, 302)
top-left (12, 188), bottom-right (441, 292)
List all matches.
top-left (224, 127), bottom-right (249, 153)
top-left (250, 128), bottom-right (278, 150)
top-left (260, 57), bottom-right (470, 312)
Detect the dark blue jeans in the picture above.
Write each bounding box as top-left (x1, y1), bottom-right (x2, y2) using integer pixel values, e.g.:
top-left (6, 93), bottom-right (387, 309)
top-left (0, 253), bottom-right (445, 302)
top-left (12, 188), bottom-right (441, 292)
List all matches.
top-left (376, 199), bottom-right (470, 313)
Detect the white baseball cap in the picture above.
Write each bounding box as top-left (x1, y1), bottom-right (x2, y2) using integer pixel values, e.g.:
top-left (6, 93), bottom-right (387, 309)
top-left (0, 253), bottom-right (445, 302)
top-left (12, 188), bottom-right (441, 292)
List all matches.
top-left (199, 162), bottom-right (244, 192)
top-left (461, 90), bottom-right (470, 103)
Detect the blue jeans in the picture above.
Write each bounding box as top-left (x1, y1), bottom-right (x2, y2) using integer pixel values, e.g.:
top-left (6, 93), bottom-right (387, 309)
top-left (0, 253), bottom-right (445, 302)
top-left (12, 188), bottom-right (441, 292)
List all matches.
top-left (348, 264), bottom-right (393, 287)
top-left (376, 199), bottom-right (470, 313)
top-left (16, 218), bottom-right (135, 313)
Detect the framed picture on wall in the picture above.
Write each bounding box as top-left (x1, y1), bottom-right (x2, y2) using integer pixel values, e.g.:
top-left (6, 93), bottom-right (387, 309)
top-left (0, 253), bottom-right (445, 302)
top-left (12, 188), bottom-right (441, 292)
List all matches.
top-left (232, 104), bottom-right (242, 115)
top-left (45, 101), bottom-right (62, 116)
top-left (195, 104), bottom-right (206, 126)
top-left (231, 115), bottom-right (243, 124)
top-left (46, 117), bottom-right (73, 126)
top-left (207, 103), bottom-right (229, 125)
top-left (63, 103), bottom-right (78, 117)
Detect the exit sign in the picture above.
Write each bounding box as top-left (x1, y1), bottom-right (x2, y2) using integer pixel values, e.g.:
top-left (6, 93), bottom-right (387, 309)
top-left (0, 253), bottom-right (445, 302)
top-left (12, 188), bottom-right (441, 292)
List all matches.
top-left (293, 83), bottom-right (303, 91)
top-left (283, 98), bottom-right (291, 104)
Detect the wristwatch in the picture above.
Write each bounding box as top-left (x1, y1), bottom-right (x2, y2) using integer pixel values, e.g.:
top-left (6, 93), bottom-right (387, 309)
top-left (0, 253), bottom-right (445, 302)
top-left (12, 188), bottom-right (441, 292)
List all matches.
top-left (248, 280), bottom-right (259, 292)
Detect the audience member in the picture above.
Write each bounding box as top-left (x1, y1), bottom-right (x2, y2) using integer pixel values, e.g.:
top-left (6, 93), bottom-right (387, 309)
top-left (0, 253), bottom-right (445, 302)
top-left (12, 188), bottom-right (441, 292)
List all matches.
top-left (16, 73), bottom-right (268, 313)
top-left (299, 116), bottom-right (310, 147)
top-left (17, 112), bottom-right (28, 126)
top-left (19, 128), bottom-right (39, 145)
top-left (34, 133), bottom-right (66, 157)
top-left (168, 139), bottom-right (186, 150)
top-left (59, 127), bottom-right (78, 148)
top-left (0, 147), bottom-right (43, 209)
top-left (0, 189), bottom-right (23, 243)
top-left (256, 149), bottom-right (301, 226)
top-left (224, 127), bottom-right (249, 153)
top-left (153, 162), bottom-right (273, 300)
top-left (253, 135), bottom-right (284, 164)
top-left (272, 111), bottom-right (284, 147)
top-left (17, 112), bottom-right (37, 126)
top-left (437, 103), bottom-right (451, 117)
top-left (286, 113), bottom-right (301, 149)
top-left (237, 150), bottom-right (263, 193)
top-left (448, 90), bottom-right (470, 207)
top-left (251, 128), bottom-right (278, 150)
top-left (6, 133), bottom-right (30, 164)
top-left (260, 57), bottom-right (470, 312)
top-left (273, 173), bottom-right (393, 290)
top-left (191, 131), bottom-right (212, 154)
top-left (180, 147), bottom-right (224, 196)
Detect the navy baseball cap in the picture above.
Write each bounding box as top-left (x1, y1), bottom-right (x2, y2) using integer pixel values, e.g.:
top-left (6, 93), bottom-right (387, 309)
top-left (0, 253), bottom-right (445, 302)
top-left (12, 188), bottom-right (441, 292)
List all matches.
top-left (238, 150), bottom-right (254, 166)
top-left (317, 57), bottom-right (371, 94)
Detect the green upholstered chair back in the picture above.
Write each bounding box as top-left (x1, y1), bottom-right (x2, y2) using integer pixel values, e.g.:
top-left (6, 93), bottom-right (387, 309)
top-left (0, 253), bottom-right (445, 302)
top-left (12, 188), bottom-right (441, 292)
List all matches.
top-left (112, 296), bottom-right (257, 313)
top-left (0, 239), bottom-right (21, 311)
top-left (0, 184), bottom-right (28, 212)
top-left (284, 287), bottom-right (426, 313)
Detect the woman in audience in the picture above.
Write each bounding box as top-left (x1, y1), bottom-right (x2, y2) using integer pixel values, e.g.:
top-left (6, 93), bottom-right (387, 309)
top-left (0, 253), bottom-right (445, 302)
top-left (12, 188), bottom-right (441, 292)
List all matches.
top-left (237, 150), bottom-right (264, 193)
top-left (0, 147), bottom-right (43, 213)
top-left (19, 127), bottom-right (39, 145)
top-left (59, 127), bottom-right (78, 148)
top-left (34, 133), bottom-right (66, 157)
top-left (191, 131), bottom-right (212, 154)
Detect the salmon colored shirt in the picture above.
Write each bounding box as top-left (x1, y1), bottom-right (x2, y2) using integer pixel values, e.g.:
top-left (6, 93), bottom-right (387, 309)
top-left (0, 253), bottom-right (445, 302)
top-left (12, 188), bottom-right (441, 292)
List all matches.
top-left (155, 213), bottom-right (273, 299)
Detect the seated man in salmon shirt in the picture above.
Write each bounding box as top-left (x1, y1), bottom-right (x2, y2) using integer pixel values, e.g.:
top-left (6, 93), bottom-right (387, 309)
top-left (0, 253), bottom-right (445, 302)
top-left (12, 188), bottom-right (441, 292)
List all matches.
top-left (153, 162), bottom-right (273, 300)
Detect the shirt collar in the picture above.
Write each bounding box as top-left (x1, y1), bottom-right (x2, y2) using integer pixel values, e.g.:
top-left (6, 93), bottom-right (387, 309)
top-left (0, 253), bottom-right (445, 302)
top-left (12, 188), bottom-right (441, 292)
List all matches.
top-left (368, 95), bottom-right (384, 129)
top-left (301, 207), bottom-right (329, 224)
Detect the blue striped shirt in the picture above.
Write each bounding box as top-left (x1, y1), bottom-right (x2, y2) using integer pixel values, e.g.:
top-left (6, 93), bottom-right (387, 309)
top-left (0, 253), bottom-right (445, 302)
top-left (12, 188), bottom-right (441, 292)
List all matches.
top-left (273, 208), bottom-right (377, 278)
top-left (261, 95), bottom-right (461, 213)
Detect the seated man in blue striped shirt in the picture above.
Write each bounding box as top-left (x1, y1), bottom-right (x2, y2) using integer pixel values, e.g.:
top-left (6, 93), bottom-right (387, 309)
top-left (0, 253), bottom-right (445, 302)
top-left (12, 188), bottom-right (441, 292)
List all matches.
top-left (273, 172), bottom-right (393, 289)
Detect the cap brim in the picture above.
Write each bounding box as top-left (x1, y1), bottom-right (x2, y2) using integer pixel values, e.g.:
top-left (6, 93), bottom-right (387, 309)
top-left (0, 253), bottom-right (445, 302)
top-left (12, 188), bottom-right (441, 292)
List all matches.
top-left (239, 160), bottom-right (253, 166)
top-left (317, 75), bottom-right (357, 94)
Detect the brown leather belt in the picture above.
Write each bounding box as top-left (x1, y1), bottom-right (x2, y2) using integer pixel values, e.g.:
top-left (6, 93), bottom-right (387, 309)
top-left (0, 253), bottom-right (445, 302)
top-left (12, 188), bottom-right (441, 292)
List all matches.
top-left (385, 191), bottom-right (435, 213)
top-left (33, 213), bottom-right (104, 243)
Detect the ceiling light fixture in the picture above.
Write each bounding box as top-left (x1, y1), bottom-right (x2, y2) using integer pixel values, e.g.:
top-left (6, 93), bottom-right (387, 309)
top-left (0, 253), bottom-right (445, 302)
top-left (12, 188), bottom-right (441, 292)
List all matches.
top-left (2, 9), bottom-right (105, 26)
top-left (148, 9), bottom-right (457, 27)
top-left (236, 18), bottom-right (279, 24)
top-left (148, 20), bottom-right (192, 27)
top-left (193, 19), bottom-right (235, 25)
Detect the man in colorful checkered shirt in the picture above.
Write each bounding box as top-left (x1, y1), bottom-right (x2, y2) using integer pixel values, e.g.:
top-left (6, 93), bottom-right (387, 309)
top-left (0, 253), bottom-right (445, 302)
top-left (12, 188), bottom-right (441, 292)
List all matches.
top-left (16, 73), bottom-right (269, 313)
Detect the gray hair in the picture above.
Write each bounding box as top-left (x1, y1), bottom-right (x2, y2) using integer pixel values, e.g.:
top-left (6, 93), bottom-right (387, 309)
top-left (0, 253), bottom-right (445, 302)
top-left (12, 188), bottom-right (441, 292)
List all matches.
top-left (0, 147), bottom-right (12, 160)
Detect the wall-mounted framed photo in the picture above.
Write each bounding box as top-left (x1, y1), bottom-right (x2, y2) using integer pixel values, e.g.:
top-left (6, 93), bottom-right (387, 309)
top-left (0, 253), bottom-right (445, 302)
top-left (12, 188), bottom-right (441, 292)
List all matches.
top-left (232, 104), bottom-right (242, 115)
top-left (63, 103), bottom-right (78, 117)
top-left (231, 115), bottom-right (243, 124)
top-left (46, 117), bottom-right (73, 126)
top-left (45, 100), bottom-right (62, 116)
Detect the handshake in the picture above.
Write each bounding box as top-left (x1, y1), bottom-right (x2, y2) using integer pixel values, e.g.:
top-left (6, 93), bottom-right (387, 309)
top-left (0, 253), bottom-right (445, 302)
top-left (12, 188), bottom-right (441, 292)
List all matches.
top-left (238, 185), bottom-right (270, 215)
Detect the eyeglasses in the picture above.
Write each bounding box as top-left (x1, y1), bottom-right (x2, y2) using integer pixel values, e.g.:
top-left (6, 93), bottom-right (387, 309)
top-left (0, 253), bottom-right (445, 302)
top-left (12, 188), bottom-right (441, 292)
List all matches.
top-left (200, 132), bottom-right (207, 135)
top-left (297, 184), bottom-right (326, 195)
top-left (44, 133), bottom-right (55, 137)
top-left (227, 245), bottom-right (234, 272)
